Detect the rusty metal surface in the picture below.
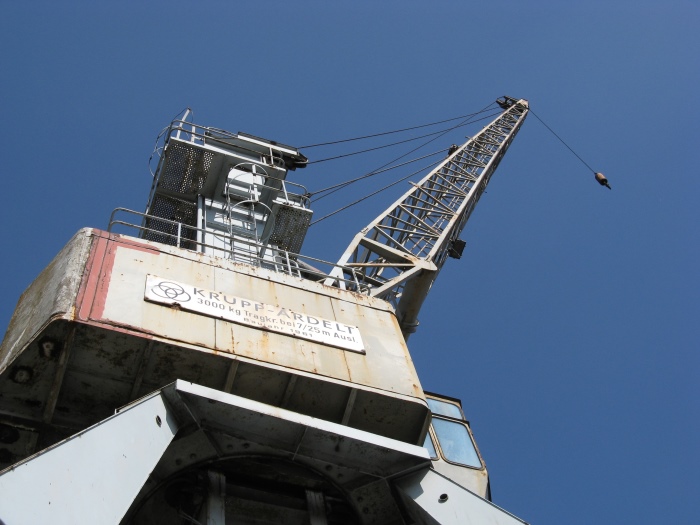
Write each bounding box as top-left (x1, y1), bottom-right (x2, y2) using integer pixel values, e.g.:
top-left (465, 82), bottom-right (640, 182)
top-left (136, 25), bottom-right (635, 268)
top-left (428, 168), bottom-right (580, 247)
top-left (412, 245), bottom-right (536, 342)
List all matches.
top-left (0, 229), bottom-right (430, 472)
top-left (92, 230), bottom-right (425, 403)
top-left (0, 228), bottom-right (94, 373)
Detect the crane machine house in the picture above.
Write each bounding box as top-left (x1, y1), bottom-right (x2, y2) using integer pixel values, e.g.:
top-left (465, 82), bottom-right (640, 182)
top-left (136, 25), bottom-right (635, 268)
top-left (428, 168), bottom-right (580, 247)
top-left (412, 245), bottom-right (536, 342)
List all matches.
top-left (0, 98), bottom-right (530, 524)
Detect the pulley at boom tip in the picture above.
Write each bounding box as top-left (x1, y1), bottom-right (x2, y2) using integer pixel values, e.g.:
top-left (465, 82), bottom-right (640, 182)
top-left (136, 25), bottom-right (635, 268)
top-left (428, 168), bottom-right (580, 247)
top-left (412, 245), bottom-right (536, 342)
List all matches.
top-left (497, 96), bottom-right (528, 109)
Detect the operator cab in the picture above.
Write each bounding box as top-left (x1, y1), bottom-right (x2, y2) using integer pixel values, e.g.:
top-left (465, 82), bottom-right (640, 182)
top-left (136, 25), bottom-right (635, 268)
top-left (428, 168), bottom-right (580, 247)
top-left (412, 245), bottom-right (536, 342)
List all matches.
top-left (423, 392), bottom-right (490, 499)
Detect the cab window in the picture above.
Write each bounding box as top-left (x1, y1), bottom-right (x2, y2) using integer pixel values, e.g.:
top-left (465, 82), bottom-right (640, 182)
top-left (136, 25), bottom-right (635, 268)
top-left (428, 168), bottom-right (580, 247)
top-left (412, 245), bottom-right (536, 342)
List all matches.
top-left (431, 417), bottom-right (481, 468)
top-left (423, 431), bottom-right (439, 459)
top-left (426, 398), bottom-right (463, 419)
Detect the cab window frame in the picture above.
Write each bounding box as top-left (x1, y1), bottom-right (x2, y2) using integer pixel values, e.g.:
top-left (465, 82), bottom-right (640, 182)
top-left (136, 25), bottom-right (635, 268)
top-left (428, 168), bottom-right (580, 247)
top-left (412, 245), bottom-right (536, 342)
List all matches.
top-left (422, 430), bottom-right (439, 460)
top-left (425, 393), bottom-right (484, 470)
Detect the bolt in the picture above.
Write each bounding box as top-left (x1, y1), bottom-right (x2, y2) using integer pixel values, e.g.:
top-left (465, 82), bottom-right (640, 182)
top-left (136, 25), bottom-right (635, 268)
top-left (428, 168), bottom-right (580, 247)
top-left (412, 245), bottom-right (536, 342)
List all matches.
top-left (11, 367), bottom-right (32, 384)
top-left (38, 338), bottom-right (60, 359)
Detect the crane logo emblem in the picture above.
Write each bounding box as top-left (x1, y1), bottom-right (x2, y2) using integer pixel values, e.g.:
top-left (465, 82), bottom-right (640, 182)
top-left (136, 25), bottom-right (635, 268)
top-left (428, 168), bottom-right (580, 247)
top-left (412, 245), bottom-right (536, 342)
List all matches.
top-left (150, 281), bottom-right (191, 303)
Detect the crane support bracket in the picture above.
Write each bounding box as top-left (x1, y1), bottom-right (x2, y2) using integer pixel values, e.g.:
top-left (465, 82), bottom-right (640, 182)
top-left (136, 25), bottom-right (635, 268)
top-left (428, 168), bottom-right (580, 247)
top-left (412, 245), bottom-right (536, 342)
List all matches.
top-left (395, 468), bottom-right (529, 525)
top-left (0, 380), bottom-right (432, 524)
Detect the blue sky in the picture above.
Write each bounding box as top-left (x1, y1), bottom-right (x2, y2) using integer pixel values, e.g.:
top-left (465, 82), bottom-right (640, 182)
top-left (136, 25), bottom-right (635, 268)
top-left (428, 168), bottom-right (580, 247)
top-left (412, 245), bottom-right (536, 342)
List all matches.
top-left (1, 2), bottom-right (698, 523)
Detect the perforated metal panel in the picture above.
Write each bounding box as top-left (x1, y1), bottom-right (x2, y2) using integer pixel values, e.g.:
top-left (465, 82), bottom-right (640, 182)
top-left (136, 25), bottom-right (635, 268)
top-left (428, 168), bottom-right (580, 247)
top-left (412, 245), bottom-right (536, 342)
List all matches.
top-left (143, 194), bottom-right (197, 247)
top-left (268, 204), bottom-right (312, 253)
top-left (158, 142), bottom-right (213, 195)
top-left (141, 123), bottom-right (315, 260)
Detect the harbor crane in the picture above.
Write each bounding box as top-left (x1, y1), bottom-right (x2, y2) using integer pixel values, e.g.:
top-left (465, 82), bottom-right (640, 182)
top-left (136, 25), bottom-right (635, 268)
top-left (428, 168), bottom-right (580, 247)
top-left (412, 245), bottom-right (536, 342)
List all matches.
top-left (0, 97), bottom-right (529, 524)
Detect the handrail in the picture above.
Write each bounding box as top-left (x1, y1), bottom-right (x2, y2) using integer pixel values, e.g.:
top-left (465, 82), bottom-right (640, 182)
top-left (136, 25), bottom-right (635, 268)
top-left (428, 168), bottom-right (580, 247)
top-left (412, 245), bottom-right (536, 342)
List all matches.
top-left (227, 163), bottom-right (310, 209)
top-left (167, 119), bottom-right (289, 169)
top-left (147, 121), bottom-right (310, 205)
top-left (107, 208), bottom-right (368, 295)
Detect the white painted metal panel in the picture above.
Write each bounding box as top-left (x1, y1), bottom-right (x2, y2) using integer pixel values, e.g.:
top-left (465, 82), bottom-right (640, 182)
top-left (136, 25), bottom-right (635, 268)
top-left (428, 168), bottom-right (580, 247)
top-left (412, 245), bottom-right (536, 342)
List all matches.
top-left (394, 469), bottom-right (529, 525)
top-left (98, 234), bottom-right (424, 400)
top-left (164, 380), bottom-right (430, 474)
top-left (0, 392), bottom-right (178, 525)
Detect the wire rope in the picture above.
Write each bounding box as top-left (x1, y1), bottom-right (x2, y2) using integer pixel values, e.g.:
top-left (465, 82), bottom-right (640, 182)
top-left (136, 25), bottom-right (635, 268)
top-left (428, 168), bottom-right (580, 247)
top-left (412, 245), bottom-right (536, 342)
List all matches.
top-left (311, 103), bottom-right (497, 202)
top-left (308, 101), bottom-right (499, 224)
top-left (529, 108), bottom-right (596, 173)
top-left (310, 158), bottom-right (446, 226)
top-left (310, 148), bottom-right (449, 199)
top-left (299, 106), bottom-right (498, 149)
top-left (305, 109), bottom-right (502, 165)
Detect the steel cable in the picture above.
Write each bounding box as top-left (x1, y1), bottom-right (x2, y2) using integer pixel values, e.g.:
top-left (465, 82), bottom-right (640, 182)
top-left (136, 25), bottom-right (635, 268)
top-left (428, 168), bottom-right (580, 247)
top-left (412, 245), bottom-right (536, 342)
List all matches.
top-left (529, 108), bottom-right (597, 173)
top-left (299, 106), bottom-right (499, 149)
top-left (309, 103), bottom-right (498, 202)
top-left (309, 101), bottom-right (499, 224)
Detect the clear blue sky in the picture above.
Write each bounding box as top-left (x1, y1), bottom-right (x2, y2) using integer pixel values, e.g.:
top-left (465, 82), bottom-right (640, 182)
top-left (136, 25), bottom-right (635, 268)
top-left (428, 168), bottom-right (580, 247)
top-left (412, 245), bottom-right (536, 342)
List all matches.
top-left (1, 2), bottom-right (698, 523)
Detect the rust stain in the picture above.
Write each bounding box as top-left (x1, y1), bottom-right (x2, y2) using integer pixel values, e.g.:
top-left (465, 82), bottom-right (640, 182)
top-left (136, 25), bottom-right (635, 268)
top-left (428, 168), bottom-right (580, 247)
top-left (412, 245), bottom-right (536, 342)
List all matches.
top-left (89, 242), bottom-right (117, 322)
top-left (75, 233), bottom-right (109, 322)
top-left (80, 318), bottom-right (155, 339)
top-left (77, 230), bottom-right (163, 324)
top-left (96, 229), bottom-right (161, 255)
top-left (80, 318), bottom-right (232, 363)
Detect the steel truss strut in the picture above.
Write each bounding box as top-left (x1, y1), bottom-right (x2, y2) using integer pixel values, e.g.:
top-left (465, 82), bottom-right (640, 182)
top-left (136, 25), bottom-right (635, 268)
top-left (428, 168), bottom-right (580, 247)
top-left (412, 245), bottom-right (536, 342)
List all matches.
top-left (329, 98), bottom-right (529, 337)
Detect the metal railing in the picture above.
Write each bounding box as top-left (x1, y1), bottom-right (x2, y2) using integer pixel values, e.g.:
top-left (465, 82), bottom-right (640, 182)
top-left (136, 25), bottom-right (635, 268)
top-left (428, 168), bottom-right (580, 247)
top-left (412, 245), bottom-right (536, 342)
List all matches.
top-left (225, 165), bottom-right (311, 210)
top-left (149, 113), bottom-right (300, 179)
top-left (108, 208), bottom-right (368, 294)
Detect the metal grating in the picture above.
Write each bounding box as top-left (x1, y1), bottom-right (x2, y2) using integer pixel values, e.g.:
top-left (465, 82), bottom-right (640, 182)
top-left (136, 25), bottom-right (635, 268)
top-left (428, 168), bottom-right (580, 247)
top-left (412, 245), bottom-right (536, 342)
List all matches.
top-left (143, 194), bottom-right (197, 247)
top-left (268, 205), bottom-right (312, 254)
top-left (158, 142), bottom-right (213, 196)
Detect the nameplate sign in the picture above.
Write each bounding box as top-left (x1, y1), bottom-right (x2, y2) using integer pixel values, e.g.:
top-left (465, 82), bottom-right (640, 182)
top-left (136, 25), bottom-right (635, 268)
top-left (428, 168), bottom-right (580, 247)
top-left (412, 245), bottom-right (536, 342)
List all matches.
top-left (144, 275), bottom-right (365, 353)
